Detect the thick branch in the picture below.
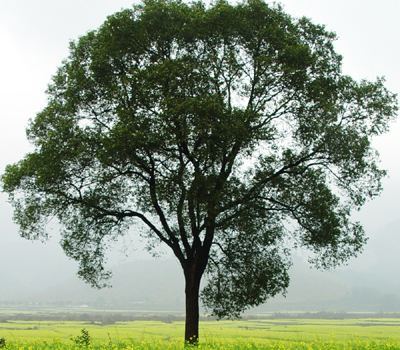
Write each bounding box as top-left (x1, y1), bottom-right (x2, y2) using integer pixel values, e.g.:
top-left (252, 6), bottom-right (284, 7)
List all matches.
top-left (218, 149), bottom-right (322, 213)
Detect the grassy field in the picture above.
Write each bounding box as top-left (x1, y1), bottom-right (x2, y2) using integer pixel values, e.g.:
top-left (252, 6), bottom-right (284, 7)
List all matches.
top-left (1, 318), bottom-right (400, 349)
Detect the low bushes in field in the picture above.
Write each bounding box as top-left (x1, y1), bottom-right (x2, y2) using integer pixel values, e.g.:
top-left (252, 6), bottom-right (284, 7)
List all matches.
top-left (72, 328), bottom-right (91, 347)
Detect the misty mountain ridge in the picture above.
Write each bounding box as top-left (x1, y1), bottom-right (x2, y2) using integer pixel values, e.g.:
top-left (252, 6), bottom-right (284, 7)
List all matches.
top-left (1, 220), bottom-right (399, 313)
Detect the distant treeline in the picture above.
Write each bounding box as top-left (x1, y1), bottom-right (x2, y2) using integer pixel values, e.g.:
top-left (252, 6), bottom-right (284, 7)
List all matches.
top-left (0, 312), bottom-right (183, 324)
top-left (266, 312), bottom-right (400, 319)
top-left (1, 310), bottom-right (400, 324)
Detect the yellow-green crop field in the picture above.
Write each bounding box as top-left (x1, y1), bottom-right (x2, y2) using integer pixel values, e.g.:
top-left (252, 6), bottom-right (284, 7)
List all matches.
top-left (1, 318), bottom-right (400, 349)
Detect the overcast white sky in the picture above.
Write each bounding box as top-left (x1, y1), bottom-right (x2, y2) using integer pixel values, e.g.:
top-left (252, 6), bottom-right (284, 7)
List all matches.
top-left (0, 0), bottom-right (399, 294)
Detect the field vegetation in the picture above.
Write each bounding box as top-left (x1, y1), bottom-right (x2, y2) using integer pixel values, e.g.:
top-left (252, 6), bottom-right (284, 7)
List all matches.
top-left (1, 318), bottom-right (400, 349)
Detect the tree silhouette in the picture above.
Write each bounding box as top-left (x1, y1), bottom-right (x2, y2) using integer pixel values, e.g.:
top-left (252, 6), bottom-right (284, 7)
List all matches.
top-left (2, 0), bottom-right (397, 344)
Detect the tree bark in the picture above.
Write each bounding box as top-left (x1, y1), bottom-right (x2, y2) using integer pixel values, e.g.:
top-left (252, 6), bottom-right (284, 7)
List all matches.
top-left (183, 219), bottom-right (214, 345)
top-left (184, 265), bottom-right (202, 345)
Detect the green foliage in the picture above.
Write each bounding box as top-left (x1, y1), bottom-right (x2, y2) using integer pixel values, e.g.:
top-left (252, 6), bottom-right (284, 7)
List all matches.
top-left (73, 328), bottom-right (91, 347)
top-left (0, 337), bottom-right (5, 348)
top-left (1, 318), bottom-right (400, 349)
top-left (2, 0), bottom-right (398, 322)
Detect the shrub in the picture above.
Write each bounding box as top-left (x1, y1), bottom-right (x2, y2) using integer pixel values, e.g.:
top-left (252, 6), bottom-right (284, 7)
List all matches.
top-left (73, 328), bottom-right (91, 347)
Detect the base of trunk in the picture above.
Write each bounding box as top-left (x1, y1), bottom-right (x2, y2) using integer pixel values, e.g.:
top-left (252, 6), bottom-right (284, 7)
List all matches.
top-left (184, 337), bottom-right (199, 347)
top-left (184, 269), bottom-right (201, 345)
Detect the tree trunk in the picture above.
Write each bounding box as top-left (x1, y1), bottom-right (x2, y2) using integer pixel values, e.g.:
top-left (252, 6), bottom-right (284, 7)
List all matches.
top-left (183, 220), bottom-right (214, 346)
top-left (184, 266), bottom-right (201, 345)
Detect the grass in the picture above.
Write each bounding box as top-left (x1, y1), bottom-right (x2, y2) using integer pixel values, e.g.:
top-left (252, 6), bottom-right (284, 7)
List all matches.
top-left (1, 318), bottom-right (400, 349)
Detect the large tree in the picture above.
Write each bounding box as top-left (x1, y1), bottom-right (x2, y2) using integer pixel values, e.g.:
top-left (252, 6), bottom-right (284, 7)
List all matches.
top-left (2, 0), bottom-right (397, 344)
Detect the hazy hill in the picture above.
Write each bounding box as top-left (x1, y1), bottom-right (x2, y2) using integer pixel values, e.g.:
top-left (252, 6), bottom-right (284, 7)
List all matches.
top-left (1, 220), bottom-right (399, 313)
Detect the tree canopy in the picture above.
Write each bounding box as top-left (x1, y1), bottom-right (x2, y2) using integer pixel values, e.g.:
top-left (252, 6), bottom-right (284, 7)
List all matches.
top-left (2, 0), bottom-right (397, 343)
